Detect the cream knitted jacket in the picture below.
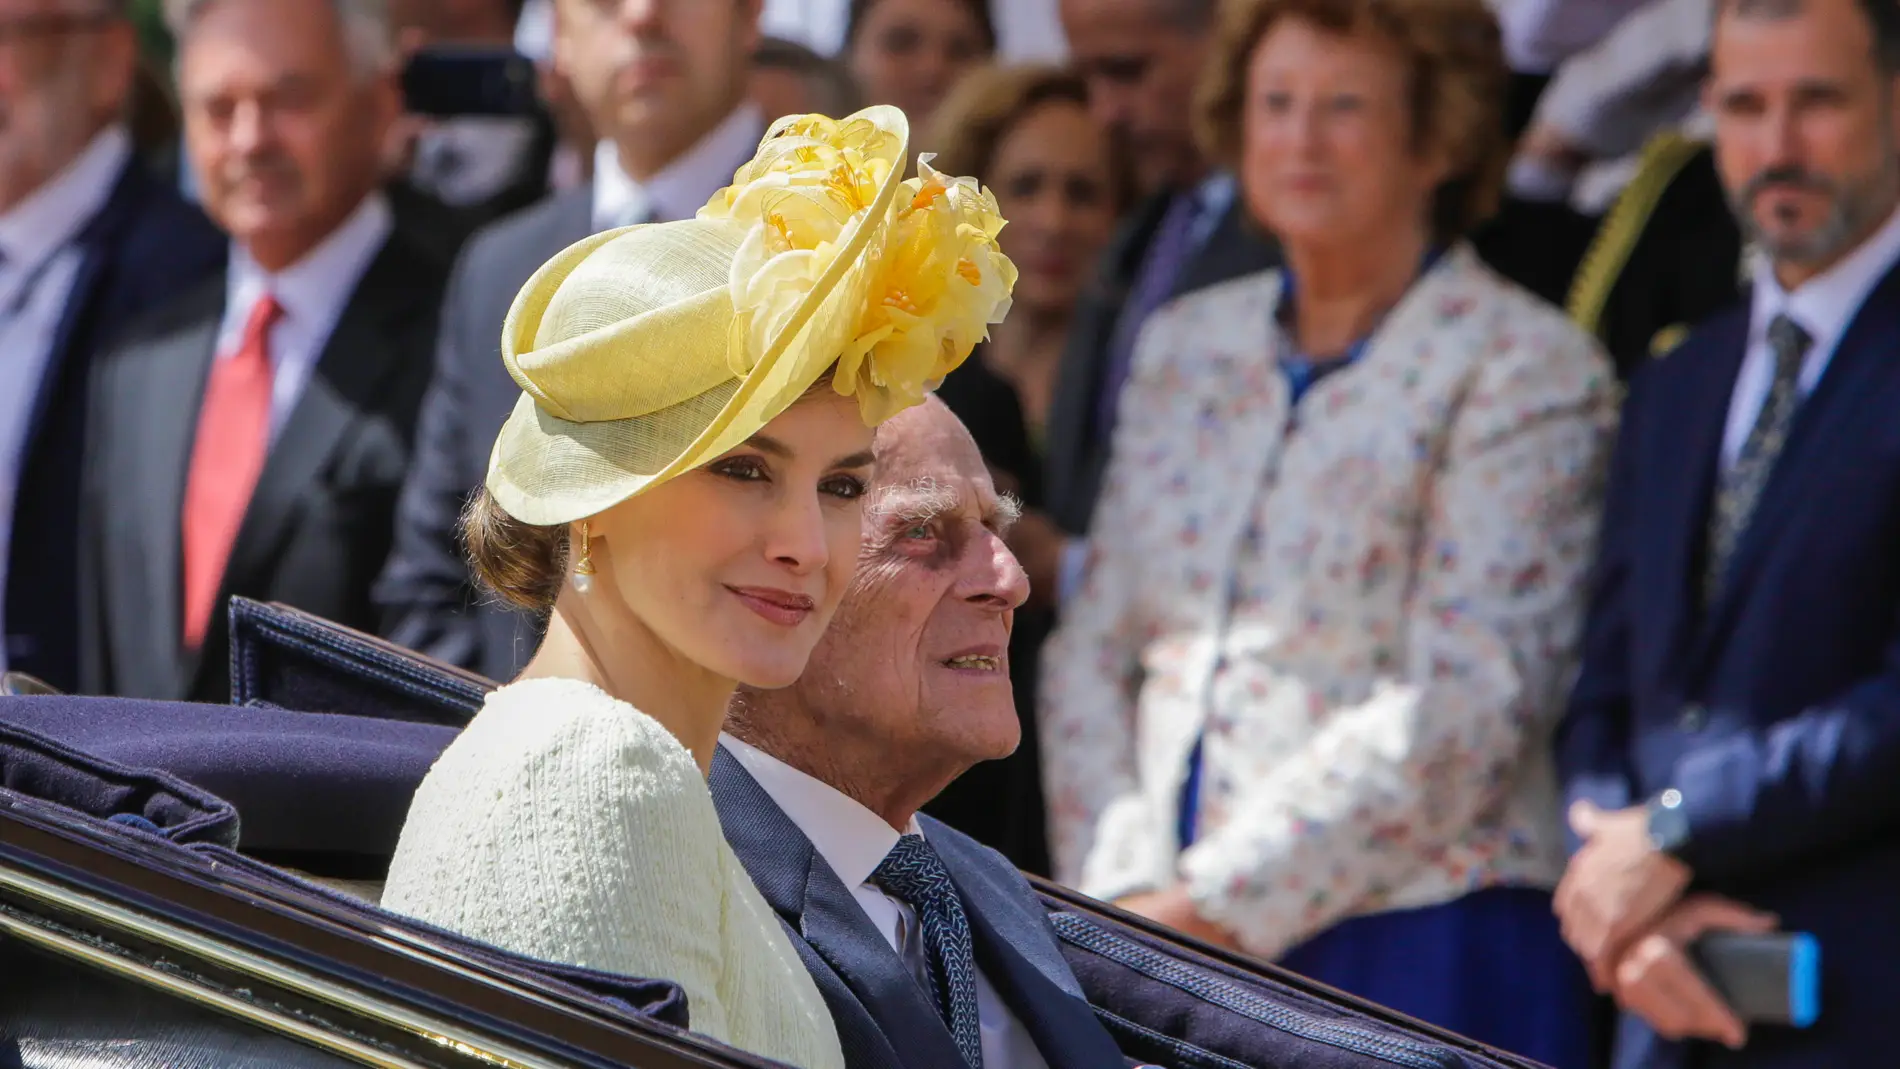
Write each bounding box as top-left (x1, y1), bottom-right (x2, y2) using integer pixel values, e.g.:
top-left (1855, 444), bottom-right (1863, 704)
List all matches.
top-left (382, 677), bottom-right (845, 1069)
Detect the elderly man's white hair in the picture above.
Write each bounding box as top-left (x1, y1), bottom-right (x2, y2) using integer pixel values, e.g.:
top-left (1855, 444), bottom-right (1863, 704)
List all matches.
top-left (166, 0), bottom-right (398, 80)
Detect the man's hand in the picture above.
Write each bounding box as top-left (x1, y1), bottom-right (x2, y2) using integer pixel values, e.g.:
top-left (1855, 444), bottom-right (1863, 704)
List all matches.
top-left (1611, 895), bottom-right (1778, 1050)
top-left (1555, 800), bottom-right (1692, 990)
top-left (1115, 887), bottom-right (1238, 950)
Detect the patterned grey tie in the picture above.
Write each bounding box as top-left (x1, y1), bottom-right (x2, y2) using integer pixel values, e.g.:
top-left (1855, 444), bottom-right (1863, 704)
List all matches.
top-left (872, 835), bottom-right (983, 1069)
top-left (1705, 313), bottom-right (1813, 601)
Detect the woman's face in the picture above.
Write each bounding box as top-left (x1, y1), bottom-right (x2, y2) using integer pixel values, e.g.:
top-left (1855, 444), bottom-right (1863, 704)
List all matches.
top-left (848, 0), bottom-right (990, 129)
top-left (1238, 18), bottom-right (1449, 251)
top-left (591, 391), bottom-right (876, 690)
top-left (989, 99), bottom-right (1119, 315)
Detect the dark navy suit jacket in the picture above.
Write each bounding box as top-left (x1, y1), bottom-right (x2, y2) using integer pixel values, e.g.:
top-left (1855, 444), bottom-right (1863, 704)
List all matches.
top-left (1557, 258), bottom-right (1900, 1069)
top-left (4, 161), bottom-right (225, 692)
top-left (709, 747), bottom-right (1126, 1069)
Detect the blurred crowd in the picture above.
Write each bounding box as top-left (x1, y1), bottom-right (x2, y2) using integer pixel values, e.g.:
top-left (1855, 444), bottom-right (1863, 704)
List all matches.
top-left (3, 0), bottom-right (1898, 1066)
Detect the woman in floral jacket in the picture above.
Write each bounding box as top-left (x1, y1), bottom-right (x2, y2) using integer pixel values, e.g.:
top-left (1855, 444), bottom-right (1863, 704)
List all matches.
top-left (1039, 1), bottom-right (1616, 1065)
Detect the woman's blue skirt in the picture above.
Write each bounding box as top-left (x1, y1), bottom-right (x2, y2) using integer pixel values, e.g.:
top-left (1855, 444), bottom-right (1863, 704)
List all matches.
top-left (1276, 886), bottom-right (1596, 1069)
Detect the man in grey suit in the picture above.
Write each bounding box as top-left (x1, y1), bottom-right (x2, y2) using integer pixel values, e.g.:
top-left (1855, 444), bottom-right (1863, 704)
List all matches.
top-left (81, 0), bottom-right (449, 702)
top-left (375, 0), bottom-right (768, 681)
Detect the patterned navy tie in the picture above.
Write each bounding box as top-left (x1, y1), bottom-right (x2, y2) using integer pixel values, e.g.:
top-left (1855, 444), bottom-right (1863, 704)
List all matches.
top-left (1705, 312), bottom-right (1813, 603)
top-left (872, 834), bottom-right (984, 1069)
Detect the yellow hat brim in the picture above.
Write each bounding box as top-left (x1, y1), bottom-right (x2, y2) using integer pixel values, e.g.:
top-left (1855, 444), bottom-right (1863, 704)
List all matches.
top-left (487, 106), bottom-right (911, 527)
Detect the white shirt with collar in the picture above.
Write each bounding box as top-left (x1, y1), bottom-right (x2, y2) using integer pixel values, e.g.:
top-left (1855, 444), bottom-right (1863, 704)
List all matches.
top-left (1724, 200), bottom-right (1900, 467)
top-left (720, 732), bottom-right (1052, 1069)
top-left (214, 191), bottom-right (393, 439)
top-left (0, 123), bottom-right (132, 670)
top-left (591, 103), bottom-right (765, 231)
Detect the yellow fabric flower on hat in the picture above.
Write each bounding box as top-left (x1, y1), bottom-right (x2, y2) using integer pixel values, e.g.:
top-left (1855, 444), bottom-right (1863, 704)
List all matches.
top-left (838, 157), bottom-right (1017, 424)
top-left (701, 108), bottom-right (1016, 425)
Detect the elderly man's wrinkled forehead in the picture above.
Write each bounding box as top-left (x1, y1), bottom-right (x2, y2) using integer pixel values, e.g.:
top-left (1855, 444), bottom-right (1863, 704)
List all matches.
top-left (865, 399), bottom-right (1019, 537)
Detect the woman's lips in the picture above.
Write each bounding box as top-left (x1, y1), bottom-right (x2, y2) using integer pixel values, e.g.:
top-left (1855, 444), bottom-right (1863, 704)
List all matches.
top-left (728, 585), bottom-right (815, 627)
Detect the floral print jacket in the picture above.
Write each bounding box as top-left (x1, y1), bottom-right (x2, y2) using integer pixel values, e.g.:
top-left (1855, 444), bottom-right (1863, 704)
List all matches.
top-left (1039, 246), bottom-right (1618, 959)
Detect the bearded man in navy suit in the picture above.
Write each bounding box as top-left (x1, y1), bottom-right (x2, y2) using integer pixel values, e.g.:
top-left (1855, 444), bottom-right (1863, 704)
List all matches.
top-left (1556, 0), bottom-right (1900, 1065)
top-left (712, 398), bottom-right (1125, 1069)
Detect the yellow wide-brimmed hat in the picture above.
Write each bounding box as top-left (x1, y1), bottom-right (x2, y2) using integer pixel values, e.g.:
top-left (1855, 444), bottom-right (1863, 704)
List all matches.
top-left (487, 105), bottom-right (1018, 527)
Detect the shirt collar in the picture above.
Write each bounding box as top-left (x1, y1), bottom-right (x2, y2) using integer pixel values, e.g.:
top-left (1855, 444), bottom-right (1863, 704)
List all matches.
top-left (225, 191), bottom-right (392, 333)
top-left (1187, 171), bottom-right (1236, 242)
top-left (0, 125), bottom-right (132, 267)
top-left (592, 102), bottom-right (765, 230)
top-left (1749, 198), bottom-right (1900, 349)
top-left (719, 731), bottom-right (922, 889)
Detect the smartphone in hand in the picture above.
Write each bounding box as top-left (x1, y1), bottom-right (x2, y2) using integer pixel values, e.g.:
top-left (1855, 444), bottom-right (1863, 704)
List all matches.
top-left (1689, 931), bottom-right (1819, 1028)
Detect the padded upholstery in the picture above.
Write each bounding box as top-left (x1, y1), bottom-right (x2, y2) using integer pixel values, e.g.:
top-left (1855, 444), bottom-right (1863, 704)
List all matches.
top-left (0, 718), bottom-right (238, 849)
top-left (0, 696), bottom-right (453, 863)
top-left (1046, 909), bottom-right (1533, 1069)
top-left (227, 598), bottom-right (489, 725)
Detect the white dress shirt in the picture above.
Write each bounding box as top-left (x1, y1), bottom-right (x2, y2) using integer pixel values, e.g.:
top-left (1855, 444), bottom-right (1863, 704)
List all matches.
top-left (591, 103), bottom-right (765, 231)
top-left (0, 124), bottom-right (132, 670)
top-left (1723, 201), bottom-right (1900, 467)
top-left (720, 733), bottom-right (1052, 1069)
top-left (214, 192), bottom-right (393, 440)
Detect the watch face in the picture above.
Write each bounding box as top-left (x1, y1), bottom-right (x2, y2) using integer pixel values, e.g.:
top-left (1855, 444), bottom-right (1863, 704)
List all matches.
top-left (1649, 792), bottom-right (1690, 853)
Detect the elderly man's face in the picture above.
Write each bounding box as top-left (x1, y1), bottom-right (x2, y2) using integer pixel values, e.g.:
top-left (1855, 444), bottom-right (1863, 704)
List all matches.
top-left (0, 0), bottom-right (135, 210)
top-left (179, 0), bottom-right (399, 271)
top-left (786, 399), bottom-right (1030, 776)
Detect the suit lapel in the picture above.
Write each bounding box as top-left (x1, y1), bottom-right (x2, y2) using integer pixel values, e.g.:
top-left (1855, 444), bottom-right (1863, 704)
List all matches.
top-left (553, 183), bottom-right (593, 239)
top-left (1689, 263), bottom-right (1900, 672)
top-left (1634, 309), bottom-right (1747, 689)
top-left (208, 235), bottom-right (425, 639)
top-left (925, 819), bottom-right (1123, 1069)
top-left (26, 162), bottom-right (151, 450)
top-left (109, 281), bottom-right (223, 683)
top-left (796, 863), bottom-right (969, 1069)
top-left (711, 749), bottom-right (965, 1069)
top-left (1171, 196), bottom-right (1277, 299)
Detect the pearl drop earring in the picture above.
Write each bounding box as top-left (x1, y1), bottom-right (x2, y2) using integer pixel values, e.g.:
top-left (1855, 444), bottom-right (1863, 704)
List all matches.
top-left (572, 521), bottom-right (595, 594)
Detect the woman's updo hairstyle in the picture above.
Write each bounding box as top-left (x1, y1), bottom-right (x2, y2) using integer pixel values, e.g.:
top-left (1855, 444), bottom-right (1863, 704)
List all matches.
top-left (463, 491), bottom-right (570, 616)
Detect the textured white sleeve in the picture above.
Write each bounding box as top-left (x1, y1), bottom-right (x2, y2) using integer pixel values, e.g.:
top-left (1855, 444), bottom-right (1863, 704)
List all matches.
top-left (383, 682), bottom-right (732, 1043)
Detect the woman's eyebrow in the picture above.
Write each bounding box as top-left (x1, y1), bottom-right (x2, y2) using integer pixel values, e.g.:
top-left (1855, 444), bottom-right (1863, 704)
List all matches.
top-left (745, 433), bottom-right (791, 458)
top-left (831, 449), bottom-right (877, 470)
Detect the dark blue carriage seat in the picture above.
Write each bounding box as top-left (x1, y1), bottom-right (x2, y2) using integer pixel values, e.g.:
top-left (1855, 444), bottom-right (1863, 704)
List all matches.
top-left (0, 694), bottom-right (454, 876)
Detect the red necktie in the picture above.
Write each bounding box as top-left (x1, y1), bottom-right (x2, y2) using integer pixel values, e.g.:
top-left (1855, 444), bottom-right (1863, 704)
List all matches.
top-left (181, 293), bottom-right (282, 650)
